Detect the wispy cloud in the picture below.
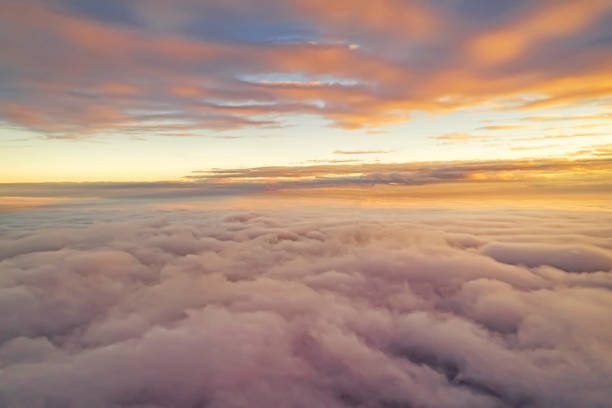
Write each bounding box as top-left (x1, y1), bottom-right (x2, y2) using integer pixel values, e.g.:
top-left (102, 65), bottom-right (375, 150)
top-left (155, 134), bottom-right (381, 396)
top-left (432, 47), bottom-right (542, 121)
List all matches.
top-left (2, 152), bottom-right (611, 205)
top-left (508, 143), bottom-right (561, 151)
top-left (430, 132), bottom-right (491, 143)
top-left (188, 156), bottom-right (612, 187)
top-left (478, 125), bottom-right (530, 131)
top-left (333, 150), bottom-right (393, 155)
top-left (305, 159), bottom-right (363, 164)
top-left (570, 143), bottom-right (612, 157)
top-left (545, 123), bottom-right (610, 130)
top-left (514, 131), bottom-right (610, 142)
top-left (522, 113), bottom-right (612, 122)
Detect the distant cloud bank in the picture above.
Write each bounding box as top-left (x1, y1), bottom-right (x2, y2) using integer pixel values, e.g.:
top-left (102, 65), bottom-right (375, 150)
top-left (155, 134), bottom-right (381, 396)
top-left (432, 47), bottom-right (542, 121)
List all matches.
top-left (4, 154), bottom-right (611, 206)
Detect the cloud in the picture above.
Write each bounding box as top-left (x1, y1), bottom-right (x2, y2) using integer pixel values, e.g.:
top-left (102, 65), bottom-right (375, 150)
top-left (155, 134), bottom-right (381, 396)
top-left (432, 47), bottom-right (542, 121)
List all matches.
top-left (305, 159), bottom-right (362, 164)
top-left (1, 154), bottom-right (611, 207)
top-left (186, 156), bottom-right (612, 191)
top-left (0, 206), bottom-right (612, 407)
top-left (508, 143), bottom-right (561, 151)
top-left (549, 123), bottom-right (610, 130)
top-left (0, 0), bottom-right (610, 137)
top-left (572, 143), bottom-right (612, 157)
top-left (430, 132), bottom-right (491, 143)
top-left (467, 0), bottom-right (610, 65)
top-left (481, 242), bottom-right (612, 272)
top-left (521, 113), bottom-right (612, 122)
top-left (514, 132), bottom-right (610, 142)
top-left (333, 150), bottom-right (393, 155)
top-left (478, 125), bottom-right (530, 131)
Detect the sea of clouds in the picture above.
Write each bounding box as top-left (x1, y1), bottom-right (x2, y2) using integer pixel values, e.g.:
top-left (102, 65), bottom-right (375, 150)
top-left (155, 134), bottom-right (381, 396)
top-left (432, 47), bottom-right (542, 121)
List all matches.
top-left (1, 205), bottom-right (612, 407)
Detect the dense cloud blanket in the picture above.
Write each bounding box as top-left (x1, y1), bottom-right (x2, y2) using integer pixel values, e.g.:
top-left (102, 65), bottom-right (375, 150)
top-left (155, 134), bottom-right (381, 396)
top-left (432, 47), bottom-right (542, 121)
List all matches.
top-left (1, 208), bottom-right (612, 407)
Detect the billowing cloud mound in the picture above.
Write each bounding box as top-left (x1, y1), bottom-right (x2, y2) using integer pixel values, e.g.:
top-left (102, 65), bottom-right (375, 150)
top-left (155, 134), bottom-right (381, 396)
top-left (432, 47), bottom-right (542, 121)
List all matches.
top-left (1, 208), bottom-right (612, 407)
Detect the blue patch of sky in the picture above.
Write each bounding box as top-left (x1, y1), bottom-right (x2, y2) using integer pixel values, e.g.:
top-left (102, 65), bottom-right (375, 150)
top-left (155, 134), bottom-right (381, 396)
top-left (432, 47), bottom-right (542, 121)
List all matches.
top-left (238, 73), bottom-right (363, 86)
top-left (436, 0), bottom-right (532, 22)
top-left (54, 0), bottom-right (141, 27)
top-left (178, 5), bottom-right (316, 44)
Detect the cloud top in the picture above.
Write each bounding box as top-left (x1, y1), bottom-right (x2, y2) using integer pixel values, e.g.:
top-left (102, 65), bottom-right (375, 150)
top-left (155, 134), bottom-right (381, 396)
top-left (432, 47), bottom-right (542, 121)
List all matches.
top-left (1, 207), bottom-right (612, 407)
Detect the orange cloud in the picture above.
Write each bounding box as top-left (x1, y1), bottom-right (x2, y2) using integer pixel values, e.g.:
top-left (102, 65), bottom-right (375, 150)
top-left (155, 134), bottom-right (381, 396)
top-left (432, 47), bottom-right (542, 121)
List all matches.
top-left (0, 0), bottom-right (611, 136)
top-left (333, 150), bottom-right (392, 155)
top-left (97, 82), bottom-right (143, 96)
top-left (189, 154), bottom-right (612, 189)
top-left (469, 0), bottom-right (610, 65)
top-left (478, 125), bottom-right (530, 131)
top-left (522, 113), bottom-right (612, 122)
top-left (430, 133), bottom-right (491, 144)
top-left (170, 86), bottom-right (207, 98)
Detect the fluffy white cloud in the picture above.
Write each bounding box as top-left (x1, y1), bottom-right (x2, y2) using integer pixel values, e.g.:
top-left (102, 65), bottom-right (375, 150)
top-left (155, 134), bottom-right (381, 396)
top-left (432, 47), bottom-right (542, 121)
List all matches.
top-left (0, 207), bottom-right (611, 407)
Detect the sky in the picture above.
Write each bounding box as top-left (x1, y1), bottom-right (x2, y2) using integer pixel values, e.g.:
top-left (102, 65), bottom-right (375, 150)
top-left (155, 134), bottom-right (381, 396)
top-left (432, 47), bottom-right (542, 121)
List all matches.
top-left (0, 0), bottom-right (611, 186)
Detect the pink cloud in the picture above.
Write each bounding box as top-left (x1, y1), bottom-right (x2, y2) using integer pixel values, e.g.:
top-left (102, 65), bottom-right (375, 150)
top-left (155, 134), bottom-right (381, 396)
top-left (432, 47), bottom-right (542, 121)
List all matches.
top-left (1, 207), bottom-right (611, 406)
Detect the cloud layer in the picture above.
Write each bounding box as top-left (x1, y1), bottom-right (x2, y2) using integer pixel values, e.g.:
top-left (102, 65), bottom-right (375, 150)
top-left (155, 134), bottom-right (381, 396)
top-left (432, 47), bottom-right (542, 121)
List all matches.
top-left (1, 0), bottom-right (610, 137)
top-left (1, 207), bottom-right (612, 407)
top-left (1, 153), bottom-right (611, 209)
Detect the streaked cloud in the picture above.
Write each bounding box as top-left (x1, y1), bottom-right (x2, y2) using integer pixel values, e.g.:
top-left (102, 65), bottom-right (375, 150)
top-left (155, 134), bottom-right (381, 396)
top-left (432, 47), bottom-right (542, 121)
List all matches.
top-left (515, 132), bottom-right (610, 141)
top-left (2, 152), bottom-right (611, 209)
top-left (509, 144), bottom-right (561, 151)
top-left (430, 132), bottom-right (491, 144)
top-left (188, 156), bottom-right (612, 189)
top-left (522, 113), bottom-right (612, 122)
top-left (478, 125), bottom-right (530, 131)
top-left (544, 123), bottom-right (610, 130)
top-left (333, 150), bottom-right (393, 155)
top-left (570, 143), bottom-right (612, 157)
top-left (468, 0), bottom-right (610, 65)
top-left (1, 0), bottom-right (610, 138)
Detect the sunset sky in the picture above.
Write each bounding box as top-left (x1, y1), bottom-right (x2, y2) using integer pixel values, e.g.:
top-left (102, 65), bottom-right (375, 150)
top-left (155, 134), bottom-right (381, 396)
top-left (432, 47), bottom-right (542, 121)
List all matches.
top-left (0, 0), bottom-right (610, 187)
top-left (2, 2), bottom-right (612, 407)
